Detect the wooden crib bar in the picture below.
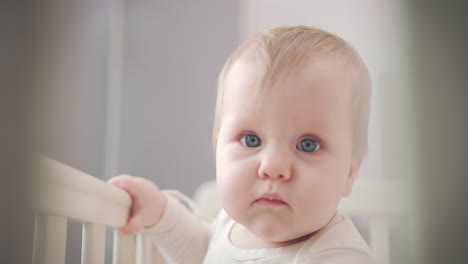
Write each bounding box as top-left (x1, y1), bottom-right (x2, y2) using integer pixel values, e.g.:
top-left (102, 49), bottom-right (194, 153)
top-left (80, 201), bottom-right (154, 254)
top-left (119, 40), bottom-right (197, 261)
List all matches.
top-left (82, 223), bottom-right (106, 264)
top-left (113, 232), bottom-right (136, 264)
top-left (32, 155), bottom-right (161, 264)
top-left (33, 215), bottom-right (68, 264)
top-left (136, 234), bottom-right (153, 264)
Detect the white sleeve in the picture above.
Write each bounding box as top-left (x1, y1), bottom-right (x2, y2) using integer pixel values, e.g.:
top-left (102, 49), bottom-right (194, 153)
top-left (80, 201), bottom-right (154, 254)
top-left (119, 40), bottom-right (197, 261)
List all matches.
top-left (144, 191), bottom-right (211, 264)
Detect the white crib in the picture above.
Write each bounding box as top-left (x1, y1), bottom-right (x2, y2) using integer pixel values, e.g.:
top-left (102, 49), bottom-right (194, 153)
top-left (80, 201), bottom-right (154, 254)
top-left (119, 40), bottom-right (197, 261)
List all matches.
top-left (33, 155), bottom-right (165, 264)
top-left (33, 155), bottom-right (406, 264)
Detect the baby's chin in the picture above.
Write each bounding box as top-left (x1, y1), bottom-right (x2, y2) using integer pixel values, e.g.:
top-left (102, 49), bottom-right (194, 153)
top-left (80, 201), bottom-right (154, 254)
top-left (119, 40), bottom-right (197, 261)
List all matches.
top-left (236, 216), bottom-right (318, 247)
top-left (225, 207), bottom-right (321, 244)
top-left (251, 225), bottom-right (316, 248)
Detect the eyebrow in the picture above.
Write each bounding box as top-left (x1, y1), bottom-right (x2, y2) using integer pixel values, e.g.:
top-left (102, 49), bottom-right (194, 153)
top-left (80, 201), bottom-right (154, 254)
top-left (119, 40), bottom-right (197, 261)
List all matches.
top-left (221, 115), bottom-right (254, 129)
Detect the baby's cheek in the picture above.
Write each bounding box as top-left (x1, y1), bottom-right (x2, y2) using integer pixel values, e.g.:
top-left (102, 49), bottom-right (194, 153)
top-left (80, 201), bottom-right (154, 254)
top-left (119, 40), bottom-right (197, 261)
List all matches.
top-left (218, 172), bottom-right (242, 202)
top-left (216, 166), bottom-right (237, 205)
top-left (217, 162), bottom-right (253, 213)
top-left (301, 191), bottom-right (342, 230)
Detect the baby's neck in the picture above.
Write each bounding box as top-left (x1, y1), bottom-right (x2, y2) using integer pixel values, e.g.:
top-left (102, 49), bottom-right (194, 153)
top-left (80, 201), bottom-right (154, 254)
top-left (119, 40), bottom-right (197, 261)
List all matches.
top-left (229, 222), bottom-right (313, 249)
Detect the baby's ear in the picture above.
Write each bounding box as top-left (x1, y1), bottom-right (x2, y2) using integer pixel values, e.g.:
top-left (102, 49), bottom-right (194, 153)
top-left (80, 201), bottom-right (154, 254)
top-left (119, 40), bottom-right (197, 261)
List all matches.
top-left (342, 153), bottom-right (366, 197)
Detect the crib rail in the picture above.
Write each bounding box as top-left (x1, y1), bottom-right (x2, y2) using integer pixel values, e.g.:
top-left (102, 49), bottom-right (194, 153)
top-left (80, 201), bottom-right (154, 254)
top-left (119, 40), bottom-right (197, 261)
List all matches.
top-left (32, 155), bottom-right (162, 264)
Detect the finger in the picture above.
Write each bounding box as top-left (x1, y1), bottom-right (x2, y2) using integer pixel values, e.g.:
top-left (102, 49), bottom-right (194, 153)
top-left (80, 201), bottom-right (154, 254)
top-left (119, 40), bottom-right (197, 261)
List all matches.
top-left (119, 215), bottom-right (143, 236)
top-left (108, 175), bottom-right (143, 196)
top-left (107, 174), bottom-right (132, 185)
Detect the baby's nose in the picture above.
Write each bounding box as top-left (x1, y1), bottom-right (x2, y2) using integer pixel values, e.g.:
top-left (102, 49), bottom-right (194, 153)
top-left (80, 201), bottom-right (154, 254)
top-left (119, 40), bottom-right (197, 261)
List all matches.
top-left (257, 149), bottom-right (292, 181)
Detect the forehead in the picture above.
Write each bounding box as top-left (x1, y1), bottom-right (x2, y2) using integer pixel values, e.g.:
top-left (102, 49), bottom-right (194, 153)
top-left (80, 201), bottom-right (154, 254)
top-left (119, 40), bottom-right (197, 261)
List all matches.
top-left (222, 57), bottom-right (353, 121)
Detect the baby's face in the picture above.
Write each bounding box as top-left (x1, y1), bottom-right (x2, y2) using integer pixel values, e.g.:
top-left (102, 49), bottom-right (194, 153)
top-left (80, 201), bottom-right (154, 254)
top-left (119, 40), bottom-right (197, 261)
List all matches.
top-left (215, 57), bottom-right (359, 245)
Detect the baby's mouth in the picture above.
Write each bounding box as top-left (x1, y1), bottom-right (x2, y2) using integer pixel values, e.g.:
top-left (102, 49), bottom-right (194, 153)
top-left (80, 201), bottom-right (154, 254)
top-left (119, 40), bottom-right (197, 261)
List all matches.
top-left (254, 193), bottom-right (287, 206)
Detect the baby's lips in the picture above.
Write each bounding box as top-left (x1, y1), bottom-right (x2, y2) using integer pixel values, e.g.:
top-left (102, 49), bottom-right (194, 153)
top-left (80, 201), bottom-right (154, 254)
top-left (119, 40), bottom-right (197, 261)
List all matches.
top-left (255, 198), bottom-right (287, 206)
top-left (254, 192), bottom-right (288, 205)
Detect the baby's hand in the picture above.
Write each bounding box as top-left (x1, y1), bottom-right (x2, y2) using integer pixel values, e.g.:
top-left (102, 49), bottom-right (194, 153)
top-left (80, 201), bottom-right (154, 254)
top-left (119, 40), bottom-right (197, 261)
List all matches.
top-left (108, 175), bottom-right (167, 235)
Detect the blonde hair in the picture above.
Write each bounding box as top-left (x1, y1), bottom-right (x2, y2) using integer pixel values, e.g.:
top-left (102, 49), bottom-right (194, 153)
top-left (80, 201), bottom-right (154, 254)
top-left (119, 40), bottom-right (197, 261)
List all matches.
top-left (213, 25), bottom-right (371, 162)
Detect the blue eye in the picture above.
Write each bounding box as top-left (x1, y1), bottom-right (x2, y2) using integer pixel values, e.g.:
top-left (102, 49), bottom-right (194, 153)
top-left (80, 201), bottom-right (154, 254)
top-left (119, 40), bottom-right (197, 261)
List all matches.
top-left (298, 138), bottom-right (320, 152)
top-left (243, 134), bottom-right (261, 147)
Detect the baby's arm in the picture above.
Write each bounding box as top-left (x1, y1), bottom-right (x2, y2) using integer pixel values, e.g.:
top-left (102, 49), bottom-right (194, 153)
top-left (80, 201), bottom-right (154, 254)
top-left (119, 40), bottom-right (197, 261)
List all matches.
top-left (108, 175), bottom-right (210, 264)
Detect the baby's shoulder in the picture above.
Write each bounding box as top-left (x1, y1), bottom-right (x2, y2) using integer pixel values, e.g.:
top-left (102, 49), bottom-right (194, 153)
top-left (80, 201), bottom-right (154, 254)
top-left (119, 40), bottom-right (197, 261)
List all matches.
top-left (296, 214), bottom-right (376, 264)
top-left (298, 249), bottom-right (375, 264)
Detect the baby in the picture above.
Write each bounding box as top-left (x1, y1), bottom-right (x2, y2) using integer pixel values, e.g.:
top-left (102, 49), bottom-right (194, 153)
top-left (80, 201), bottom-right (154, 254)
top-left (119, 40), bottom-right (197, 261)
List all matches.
top-left (109, 25), bottom-right (374, 263)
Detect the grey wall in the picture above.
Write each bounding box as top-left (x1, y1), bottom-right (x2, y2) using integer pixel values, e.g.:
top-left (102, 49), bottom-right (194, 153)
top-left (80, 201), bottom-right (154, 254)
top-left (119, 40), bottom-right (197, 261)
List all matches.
top-left (1, 1), bottom-right (36, 263)
top-left (119, 1), bottom-right (240, 197)
top-left (31, 1), bottom-right (239, 263)
top-left (33, 0), bottom-right (111, 178)
top-left (407, 1), bottom-right (468, 263)
top-left (32, 2), bottom-right (114, 264)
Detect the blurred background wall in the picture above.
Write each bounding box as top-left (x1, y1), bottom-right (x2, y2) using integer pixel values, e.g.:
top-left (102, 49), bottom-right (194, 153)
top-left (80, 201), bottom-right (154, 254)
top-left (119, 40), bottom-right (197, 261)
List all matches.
top-left (3, 0), bottom-right (466, 263)
top-left (0, 1), bottom-right (35, 263)
top-left (30, 0), bottom-right (239, 263)
top-left (407, 1), bottom-right (468, 263)
top-left (32, 0), bottom-right (240, 210)
top-left (30, 2), bottom-right (114, 262)
top-left (118, 0), bottom-right (239, 195)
